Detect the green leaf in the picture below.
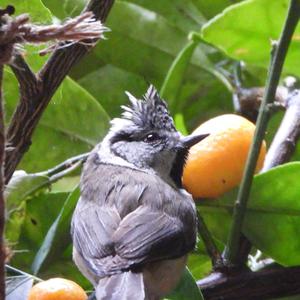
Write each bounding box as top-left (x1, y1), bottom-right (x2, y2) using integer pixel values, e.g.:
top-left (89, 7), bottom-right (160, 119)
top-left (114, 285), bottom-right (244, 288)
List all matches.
top-left (4, 70), bottom-right (110, 146)
top-left (4, 68), bottom-right (109, 171)
top-left (77, 65), bottom-right (149, 118)
top-left (78, 0), bottom-right (217, 75)
top-left (193, 0), bottom-right (241, 19)
top-left (7, 0), bottom-right (233, 164)
top-left (8, 0), bottom-right (52, 23)
top-left (197, 162), bottom-right (300, 266)
top-left (39, 244), bottom-right (90, 289)
top-left (42, 0), bottom-right (206, 32)
top-left (41, 0), bottom-right (85, 19)
top-left (20, 125), bottom-right (90, 172)
top-left (196, 202), bottom-right (232, 244)
top-left (127, 0), bottom-right (207, 32)
top-left (201, 0), bottom-right (300, 77)
top-left (174, 113), bottom-right (188, 135)
top-left (243, 162), bottom-right (300, 266)
top-left (278, 296), bottom-right (300, 300)
top-left (166, 267), bottom-right (204, 300)
top-left (159, 37), bottom-right (200, 133)
top-left (5, 202), bottom-right (27, 245)
top-left (187, 253), bottom-right (212, 280)
top-left (11, 192), bottom-right (69, 271)
top-left (5, 171), bottom-right (50, 244)
top-left (68, 1), bottom-right (232, 132)
top-left (160, 39), bottom-right (198, 113)
top-left (51, 176), bottom-right (80, 193)
top-left (5, 171), bottom-right (49, 213)
top-left (42, 76), bottom-right (110, 146)
top-left (31, 187), bottom-right (80, 274)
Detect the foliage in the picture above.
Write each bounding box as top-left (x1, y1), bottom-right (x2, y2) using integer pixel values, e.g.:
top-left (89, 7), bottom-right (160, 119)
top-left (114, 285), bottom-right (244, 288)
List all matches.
top-left (202, 0), bottom-right (300, 75)
top-left (198, 162), bottom-right (300, 266)
top-left (3, 0), bottom-right (300, 299)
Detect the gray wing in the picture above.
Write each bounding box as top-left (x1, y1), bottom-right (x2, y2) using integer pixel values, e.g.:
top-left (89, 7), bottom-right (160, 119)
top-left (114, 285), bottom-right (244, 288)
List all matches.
top-left (113, 205), bottom-right (189, 263)
top-left (72, 160), bottom-right (196, 277)
top-left (71, 202), bottom-right (121, 277)
top-left (72, 202), bottom-right (119, 256)
top-left (72, 204), bottom-right (192, 278)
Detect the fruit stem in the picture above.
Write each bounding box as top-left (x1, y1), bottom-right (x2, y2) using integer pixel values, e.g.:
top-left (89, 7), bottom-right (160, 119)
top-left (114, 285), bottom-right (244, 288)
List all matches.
top-left (223, 0), bottom-right (300, 266)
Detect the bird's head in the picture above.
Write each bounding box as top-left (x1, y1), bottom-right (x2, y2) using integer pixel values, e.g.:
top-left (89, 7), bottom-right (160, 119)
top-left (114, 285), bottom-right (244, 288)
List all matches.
top-left (101, 85), bottom-right (208, 187)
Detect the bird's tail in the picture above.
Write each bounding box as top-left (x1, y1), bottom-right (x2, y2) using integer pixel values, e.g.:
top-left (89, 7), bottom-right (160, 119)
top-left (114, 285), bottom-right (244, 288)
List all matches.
top-left (96, 271), bottom-right (146, 300)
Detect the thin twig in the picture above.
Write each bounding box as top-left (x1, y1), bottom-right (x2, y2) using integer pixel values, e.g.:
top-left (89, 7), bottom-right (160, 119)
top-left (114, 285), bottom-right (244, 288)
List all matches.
top-left (38, 152), bottom-right (89, 177)
top-left (196, 211), bottom-right (224, 270)
top-left (233, 86), bottom-right (287, 122)
top-left (223, 0), bottom-right (300, 266)
top-left (19, 160), bottom-right (82, 197)
top-left (47, 160), bottom-right (82, 183)
top-left (5, 153), bottom-right (86, 209)
top-left (262, 89), bottom-right (300, 171)
top-left (231, 61), bottom-right (289, 123)
top-left (27, 155), bottom-right (86, 195)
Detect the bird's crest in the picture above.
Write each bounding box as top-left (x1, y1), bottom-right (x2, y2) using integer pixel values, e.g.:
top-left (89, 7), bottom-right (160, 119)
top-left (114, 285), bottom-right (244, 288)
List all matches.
top-left (117, 85), bottom-right (176, 132)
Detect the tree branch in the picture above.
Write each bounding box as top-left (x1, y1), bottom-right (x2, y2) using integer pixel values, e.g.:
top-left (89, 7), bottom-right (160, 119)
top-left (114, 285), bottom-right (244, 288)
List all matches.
top-left (5, 0), bottom-right (115, 183)
top-left (233, 86), bottom-right (287, 123)
top-left (37, 152), bottom-right (89, 177)
top-left (198, 265), bottom-right (300, 300)
top-left (0, 64), bottom-right (5, 300)
top-left (9, 54), bottom-right (41, 112)
top-left (262, 89), bottom-right (300, 171)
top-left (198, 82), bottom-right (300, 300)
top-left (230, 82), bottom-right (300, 268)
top-left (223, 0), bottom-right (300, 266)
top-left (198, 6), bottom-right (300, 297)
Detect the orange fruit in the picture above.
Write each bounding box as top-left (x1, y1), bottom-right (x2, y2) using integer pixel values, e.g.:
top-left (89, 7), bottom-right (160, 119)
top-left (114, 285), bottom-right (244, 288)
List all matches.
top-left (183, 114), bottom-right (266, 198)
top-left (28, 278), bottom-right (87, 300)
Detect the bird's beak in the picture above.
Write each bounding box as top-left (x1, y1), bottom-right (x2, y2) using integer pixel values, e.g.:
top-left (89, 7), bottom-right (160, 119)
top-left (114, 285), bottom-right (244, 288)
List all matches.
top-left (181, 133), bottom-right (209, 148)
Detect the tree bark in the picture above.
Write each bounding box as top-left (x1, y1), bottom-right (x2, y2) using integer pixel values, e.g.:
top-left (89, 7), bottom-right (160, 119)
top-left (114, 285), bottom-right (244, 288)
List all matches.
top-left (5, 0), bottom-right (115, 183)
top-left (198, 265), bottom-right (300, 300)
top-left (0, 65), bottom-right (6, 300)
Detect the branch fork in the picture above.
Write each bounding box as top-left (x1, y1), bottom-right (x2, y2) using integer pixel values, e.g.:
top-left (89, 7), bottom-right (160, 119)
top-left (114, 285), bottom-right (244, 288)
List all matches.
top-left (0, 0), bottom-right (115, 183)
top-left (0, 8), bottom-right (108, 65)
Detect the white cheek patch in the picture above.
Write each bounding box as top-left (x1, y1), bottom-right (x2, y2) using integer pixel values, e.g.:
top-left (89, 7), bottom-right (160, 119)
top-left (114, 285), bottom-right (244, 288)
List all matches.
top-left (109, 118), bottom-right (134, 134)
top-left (97, 135), bottom-right (148, 173)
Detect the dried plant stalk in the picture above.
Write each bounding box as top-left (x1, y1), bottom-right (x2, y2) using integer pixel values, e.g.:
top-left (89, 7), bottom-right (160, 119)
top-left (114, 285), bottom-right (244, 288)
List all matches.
top-left (0, 11), bottom-right (108, 64)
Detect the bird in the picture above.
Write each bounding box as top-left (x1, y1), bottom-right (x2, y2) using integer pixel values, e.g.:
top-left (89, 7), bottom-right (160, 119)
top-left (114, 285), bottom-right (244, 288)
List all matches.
top-left (71, 85), bottom-right (208, 300)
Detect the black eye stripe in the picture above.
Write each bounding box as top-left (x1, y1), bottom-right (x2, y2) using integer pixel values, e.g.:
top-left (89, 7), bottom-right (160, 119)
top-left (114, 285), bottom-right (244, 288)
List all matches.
top-left (111, 131), bottom-right (163, 144)
top-left (110, 132), bottom-right (133, 144)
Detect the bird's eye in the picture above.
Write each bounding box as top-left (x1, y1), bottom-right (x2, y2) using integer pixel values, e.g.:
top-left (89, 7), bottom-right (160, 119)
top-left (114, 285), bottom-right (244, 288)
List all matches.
top-left (144, 133), bottom-right (160, 143)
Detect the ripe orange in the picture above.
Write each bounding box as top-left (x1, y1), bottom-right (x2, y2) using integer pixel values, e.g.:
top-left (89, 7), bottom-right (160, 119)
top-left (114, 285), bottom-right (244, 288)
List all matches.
top-left (183, 114), bottom-right (266, 198)
top-left (28, 278), bottom-right (87, 300)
